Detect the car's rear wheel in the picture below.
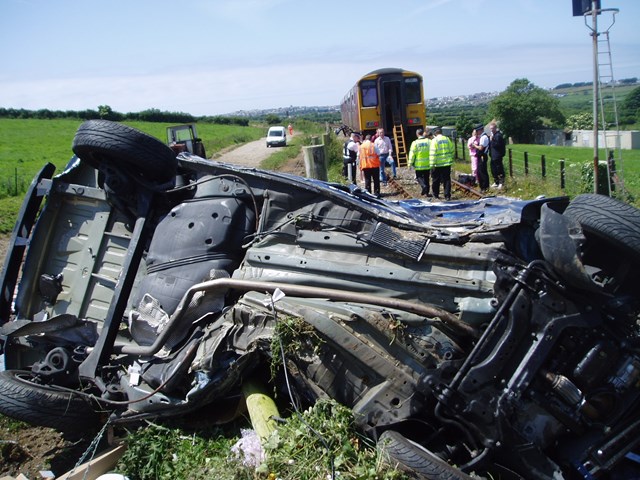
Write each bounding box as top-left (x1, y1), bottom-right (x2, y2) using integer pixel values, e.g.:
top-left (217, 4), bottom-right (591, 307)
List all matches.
top-left (0, 370), bottom-right (103, 434)
top-left (72, 119), bottom-right (177, 184)
top-left (378, 430), bottom-right (474, 480)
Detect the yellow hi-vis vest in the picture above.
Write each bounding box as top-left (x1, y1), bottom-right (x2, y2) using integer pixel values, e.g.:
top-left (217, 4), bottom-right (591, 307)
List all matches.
top-left (429, 134), bottom-right (454, 168)
top-left (408, 138), bottom-right (431, 170)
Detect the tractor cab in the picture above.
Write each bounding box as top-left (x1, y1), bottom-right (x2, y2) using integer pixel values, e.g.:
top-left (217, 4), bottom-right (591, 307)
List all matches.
top-left (166, 124), bottom-right (206, 158)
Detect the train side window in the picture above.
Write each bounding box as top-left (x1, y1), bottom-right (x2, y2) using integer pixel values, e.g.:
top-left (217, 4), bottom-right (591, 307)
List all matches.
top-left (404, 77), bottom-right (421, 104)
top-left (361, 80), bottom-right (378, 107)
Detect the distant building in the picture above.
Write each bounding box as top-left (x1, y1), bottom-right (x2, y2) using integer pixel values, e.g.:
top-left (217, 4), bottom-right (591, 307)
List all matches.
top-left (533, 129), bottom-right (640, 150)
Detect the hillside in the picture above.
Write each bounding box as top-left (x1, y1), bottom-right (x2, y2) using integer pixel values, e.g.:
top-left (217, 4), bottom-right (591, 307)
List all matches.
top-left (426, 81), bottom-right (639, 127)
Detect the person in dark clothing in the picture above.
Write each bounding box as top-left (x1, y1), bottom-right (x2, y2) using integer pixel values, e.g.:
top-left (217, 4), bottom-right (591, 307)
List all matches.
top-left (489, 122), bottom-right (506, 188)
top-left (342, 132), bottom-right (360, 184)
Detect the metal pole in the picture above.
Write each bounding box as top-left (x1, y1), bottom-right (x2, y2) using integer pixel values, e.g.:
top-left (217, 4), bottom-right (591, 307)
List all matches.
top-left (591, 0), bottom-right (600, 193)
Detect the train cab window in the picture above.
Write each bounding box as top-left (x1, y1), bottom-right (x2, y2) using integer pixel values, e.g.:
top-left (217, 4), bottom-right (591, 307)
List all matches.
top-left (360, 80), bottom-right (378, 107)
top-left (404, 77), bottom-right (422, 104)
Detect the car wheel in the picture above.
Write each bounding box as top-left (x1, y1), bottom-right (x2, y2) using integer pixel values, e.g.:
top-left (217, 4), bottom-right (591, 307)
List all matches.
top-left (378, 430), bottom-right (474, 480)
top-left (72, 119), bottom-right (177, 184)
top-left (0, 370), bottom-right (102, 434)
top-left (564, 194), bottom-right (640, 260)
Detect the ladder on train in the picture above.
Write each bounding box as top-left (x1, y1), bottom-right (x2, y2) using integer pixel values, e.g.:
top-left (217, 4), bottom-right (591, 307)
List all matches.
top-left (596, 28), bottom-right (625, 196)
top-left (392, 124), bottom-right (408, 167)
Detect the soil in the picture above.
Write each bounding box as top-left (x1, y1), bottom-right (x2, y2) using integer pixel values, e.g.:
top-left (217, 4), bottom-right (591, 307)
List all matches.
top-left (0, 135), bottom-right (428, 478)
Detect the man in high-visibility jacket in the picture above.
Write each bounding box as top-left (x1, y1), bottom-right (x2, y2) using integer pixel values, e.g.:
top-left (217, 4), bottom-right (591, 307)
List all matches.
top-left (358, 134), bottom-right (381, 197)
top-left (429, 126), bottom-right (454, 200)
top-left (408, 128), bottom-right (432, 197)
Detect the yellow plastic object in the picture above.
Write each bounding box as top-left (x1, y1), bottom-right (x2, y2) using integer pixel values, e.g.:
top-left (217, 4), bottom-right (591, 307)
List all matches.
top-left (242, 379), bottom-right (280, 441)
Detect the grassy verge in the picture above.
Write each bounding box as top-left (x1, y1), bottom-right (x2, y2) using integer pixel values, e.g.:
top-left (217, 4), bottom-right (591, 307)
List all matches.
top-left (260, 121), bottom-right (345, 183)
top-left (115, 400), bottom-right (406, 480)
top-left (453, 141), bottom-right (640, 206)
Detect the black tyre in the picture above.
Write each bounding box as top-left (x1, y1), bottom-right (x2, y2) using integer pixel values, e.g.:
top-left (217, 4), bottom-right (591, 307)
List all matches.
top-left (72, 119), bottom-right (177, 183)
top-left (378, 430), bottom-right (474, 480)
top-left (0, 370), bottom-right (102, 433)
top-left (564, 194), bottom-right (640, 259)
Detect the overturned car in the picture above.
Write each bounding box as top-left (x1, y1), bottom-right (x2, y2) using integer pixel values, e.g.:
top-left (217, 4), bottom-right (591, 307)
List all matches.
top-left (1, 120), bottom-right (639, 479)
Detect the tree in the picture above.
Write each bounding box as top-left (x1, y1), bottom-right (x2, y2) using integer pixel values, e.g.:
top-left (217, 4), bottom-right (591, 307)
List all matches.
top-left (620, 86), bottom-right (640, 124)
top-left (566, 112), bottom-right (593, 130)
top-left (98, 105), bottom-right (113, 119)
top-left (265, 114), bottom-right (282, 125)
top-left (488, 79), bottom-right (565, 143)
top-left (455, 112), bottom-right (474, 139)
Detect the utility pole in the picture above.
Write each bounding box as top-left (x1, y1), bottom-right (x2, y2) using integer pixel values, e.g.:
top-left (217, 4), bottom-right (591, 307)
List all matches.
top-left (577, 0), bottom-right (621, 195)
top-left (591, 1), bottom-right (599, 193)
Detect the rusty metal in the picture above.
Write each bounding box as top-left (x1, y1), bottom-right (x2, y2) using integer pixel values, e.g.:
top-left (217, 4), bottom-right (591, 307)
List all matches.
top-left (452, 178), bottom-right (484, 199)
top-left (387, 177), bottom-right (414, 199)
top-left (384, 176), bottom-right (484, 200)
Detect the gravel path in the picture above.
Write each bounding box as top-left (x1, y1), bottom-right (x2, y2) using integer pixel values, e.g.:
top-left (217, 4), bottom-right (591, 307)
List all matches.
top-left (212, 136), bottom-right (285, 168)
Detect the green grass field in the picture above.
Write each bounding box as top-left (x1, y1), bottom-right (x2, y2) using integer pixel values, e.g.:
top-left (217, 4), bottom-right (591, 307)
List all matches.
top-left (1, 119), bottom-right (640, 234)
top-left (0, 118), bottom-right (263, 198)
top-left (506, 144), bottom-right (640, 205)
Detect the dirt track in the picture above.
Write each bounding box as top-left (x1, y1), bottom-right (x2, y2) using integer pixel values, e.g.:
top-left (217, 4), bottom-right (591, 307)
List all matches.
top-left (212, 135), bottom-right (296, 169)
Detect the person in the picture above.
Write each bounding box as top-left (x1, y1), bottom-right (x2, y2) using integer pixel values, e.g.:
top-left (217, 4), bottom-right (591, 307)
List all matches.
top-left (288, 124), bottom-right (294, 136)
top-left (408, 128), bottom-right (432, 197)
top-left (489, 121), bottom-right (506, 188)
top-left (374, 128), bottom-right (396, 184)
top-left (358, 134), bottom-right (381, 197)
top-left (474, 123), bottom-right (490, 192)
top-left (467, 127), bottom-right (481, 185)
top-left (429, 126), bottom-right (454, 200)
top-left (342, 132), bottom-right (360, 184)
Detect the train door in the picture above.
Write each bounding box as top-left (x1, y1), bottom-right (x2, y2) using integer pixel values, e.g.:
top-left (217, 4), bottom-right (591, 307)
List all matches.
top-left (378, 75), bottom-right (405, 134)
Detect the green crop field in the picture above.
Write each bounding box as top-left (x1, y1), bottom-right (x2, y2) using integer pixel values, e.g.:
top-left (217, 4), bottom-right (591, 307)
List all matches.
top-left (554, 83), bottom-right (637, 116)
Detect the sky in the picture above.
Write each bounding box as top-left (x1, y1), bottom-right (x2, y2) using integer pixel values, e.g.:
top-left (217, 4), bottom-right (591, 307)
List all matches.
top-left (1, 0), bottom-right (639, 116)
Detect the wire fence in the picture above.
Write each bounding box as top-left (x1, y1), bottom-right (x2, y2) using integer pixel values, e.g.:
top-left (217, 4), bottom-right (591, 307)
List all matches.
top-left (0, 167), bottom-right (32, 199)
top-left (453, 139), bottom-right (605, 198)
top-left (0, 143), bottom-right (619, 201)
top-left (506, 149), bottom-right (588, 197)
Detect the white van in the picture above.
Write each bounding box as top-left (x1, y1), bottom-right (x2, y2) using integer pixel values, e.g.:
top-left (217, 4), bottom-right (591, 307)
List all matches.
top-left (266, 126), bottom-right (287, 147)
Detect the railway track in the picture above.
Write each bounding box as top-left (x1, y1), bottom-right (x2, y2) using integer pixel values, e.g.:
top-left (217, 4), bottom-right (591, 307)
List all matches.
top-left (387, 176), bottom-right (484, 200)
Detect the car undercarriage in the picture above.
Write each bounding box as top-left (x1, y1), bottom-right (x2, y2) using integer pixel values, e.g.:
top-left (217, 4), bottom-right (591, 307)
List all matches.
top-left (1, 120), bottom-right (639, 479)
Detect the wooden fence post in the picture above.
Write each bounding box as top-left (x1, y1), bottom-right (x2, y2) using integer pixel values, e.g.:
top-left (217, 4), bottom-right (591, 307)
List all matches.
top-left (508, 149), bottom-right (513, 177)
top-left (460, 139), bottom-right (466, 162)
top-left (541, 154), bottom-right (546, 178)
top-left (560, 159), bottom-right (566, 189)
top-left (524, 151), bottom-right (529, 176)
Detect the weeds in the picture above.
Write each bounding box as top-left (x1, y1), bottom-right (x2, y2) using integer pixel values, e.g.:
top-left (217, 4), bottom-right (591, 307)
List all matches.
top-left (269, 315), bottom-right (324, 381)
top-left (116, 423), bottom-right (246, 480)
top-left (262, 399), bottom-right (407, 480)
top-left (115, 400), bottom-right (407, 480)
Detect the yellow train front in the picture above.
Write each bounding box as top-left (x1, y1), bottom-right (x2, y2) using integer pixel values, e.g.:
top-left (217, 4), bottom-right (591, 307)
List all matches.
top-left (340, 68), bottom-right (426, 166)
